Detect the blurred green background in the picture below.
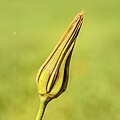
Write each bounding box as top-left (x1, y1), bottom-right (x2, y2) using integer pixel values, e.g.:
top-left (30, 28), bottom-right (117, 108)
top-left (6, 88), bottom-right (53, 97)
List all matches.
top-left (0, 0), bottom-right (120, 120)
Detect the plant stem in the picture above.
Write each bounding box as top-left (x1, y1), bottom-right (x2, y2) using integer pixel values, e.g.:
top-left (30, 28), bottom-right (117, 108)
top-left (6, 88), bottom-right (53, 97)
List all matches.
top-left (36, 99), bottom-right (48, 120)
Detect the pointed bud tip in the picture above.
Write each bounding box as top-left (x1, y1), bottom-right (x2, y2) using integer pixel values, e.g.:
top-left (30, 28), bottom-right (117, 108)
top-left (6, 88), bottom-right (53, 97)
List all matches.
top-left (74, 11), bottom-right (84, 23)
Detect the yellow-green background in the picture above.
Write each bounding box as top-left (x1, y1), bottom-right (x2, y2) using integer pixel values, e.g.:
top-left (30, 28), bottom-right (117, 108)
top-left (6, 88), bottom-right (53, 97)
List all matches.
top-left (0, 0), bottom-right (120, 120)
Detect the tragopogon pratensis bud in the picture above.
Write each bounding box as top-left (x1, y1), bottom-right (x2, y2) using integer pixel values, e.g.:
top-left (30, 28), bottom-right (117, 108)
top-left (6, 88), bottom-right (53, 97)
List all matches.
top-left (36, 12), bottom-right (83, 102)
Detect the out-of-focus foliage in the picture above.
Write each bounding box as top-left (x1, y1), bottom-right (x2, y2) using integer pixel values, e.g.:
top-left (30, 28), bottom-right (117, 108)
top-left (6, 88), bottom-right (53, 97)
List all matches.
top-left (0, 0), bottom-right (120, 120)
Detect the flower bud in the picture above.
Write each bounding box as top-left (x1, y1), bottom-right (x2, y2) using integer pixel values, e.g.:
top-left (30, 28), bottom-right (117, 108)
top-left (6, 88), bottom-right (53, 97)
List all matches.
top-left (36, 12), bottom-right (83, 101)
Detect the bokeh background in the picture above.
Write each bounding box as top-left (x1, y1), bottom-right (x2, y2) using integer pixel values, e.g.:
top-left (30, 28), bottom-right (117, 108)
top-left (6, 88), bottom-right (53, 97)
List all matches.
top-left (0, 0), bottom-right (120, 120)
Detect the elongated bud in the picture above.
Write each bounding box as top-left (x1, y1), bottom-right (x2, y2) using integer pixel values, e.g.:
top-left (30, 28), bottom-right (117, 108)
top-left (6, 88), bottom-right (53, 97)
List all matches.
top-left (36, 12), bottom-right (83, 101)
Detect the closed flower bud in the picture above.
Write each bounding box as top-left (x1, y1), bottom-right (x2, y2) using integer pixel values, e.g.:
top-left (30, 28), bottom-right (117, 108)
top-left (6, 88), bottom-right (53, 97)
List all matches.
top-left (36, 12), bottom-right (83, 101)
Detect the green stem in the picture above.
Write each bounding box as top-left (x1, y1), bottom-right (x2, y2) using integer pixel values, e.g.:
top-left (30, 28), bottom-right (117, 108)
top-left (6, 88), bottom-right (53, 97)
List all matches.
top-left (36, 99), bottom-right (48, 120)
